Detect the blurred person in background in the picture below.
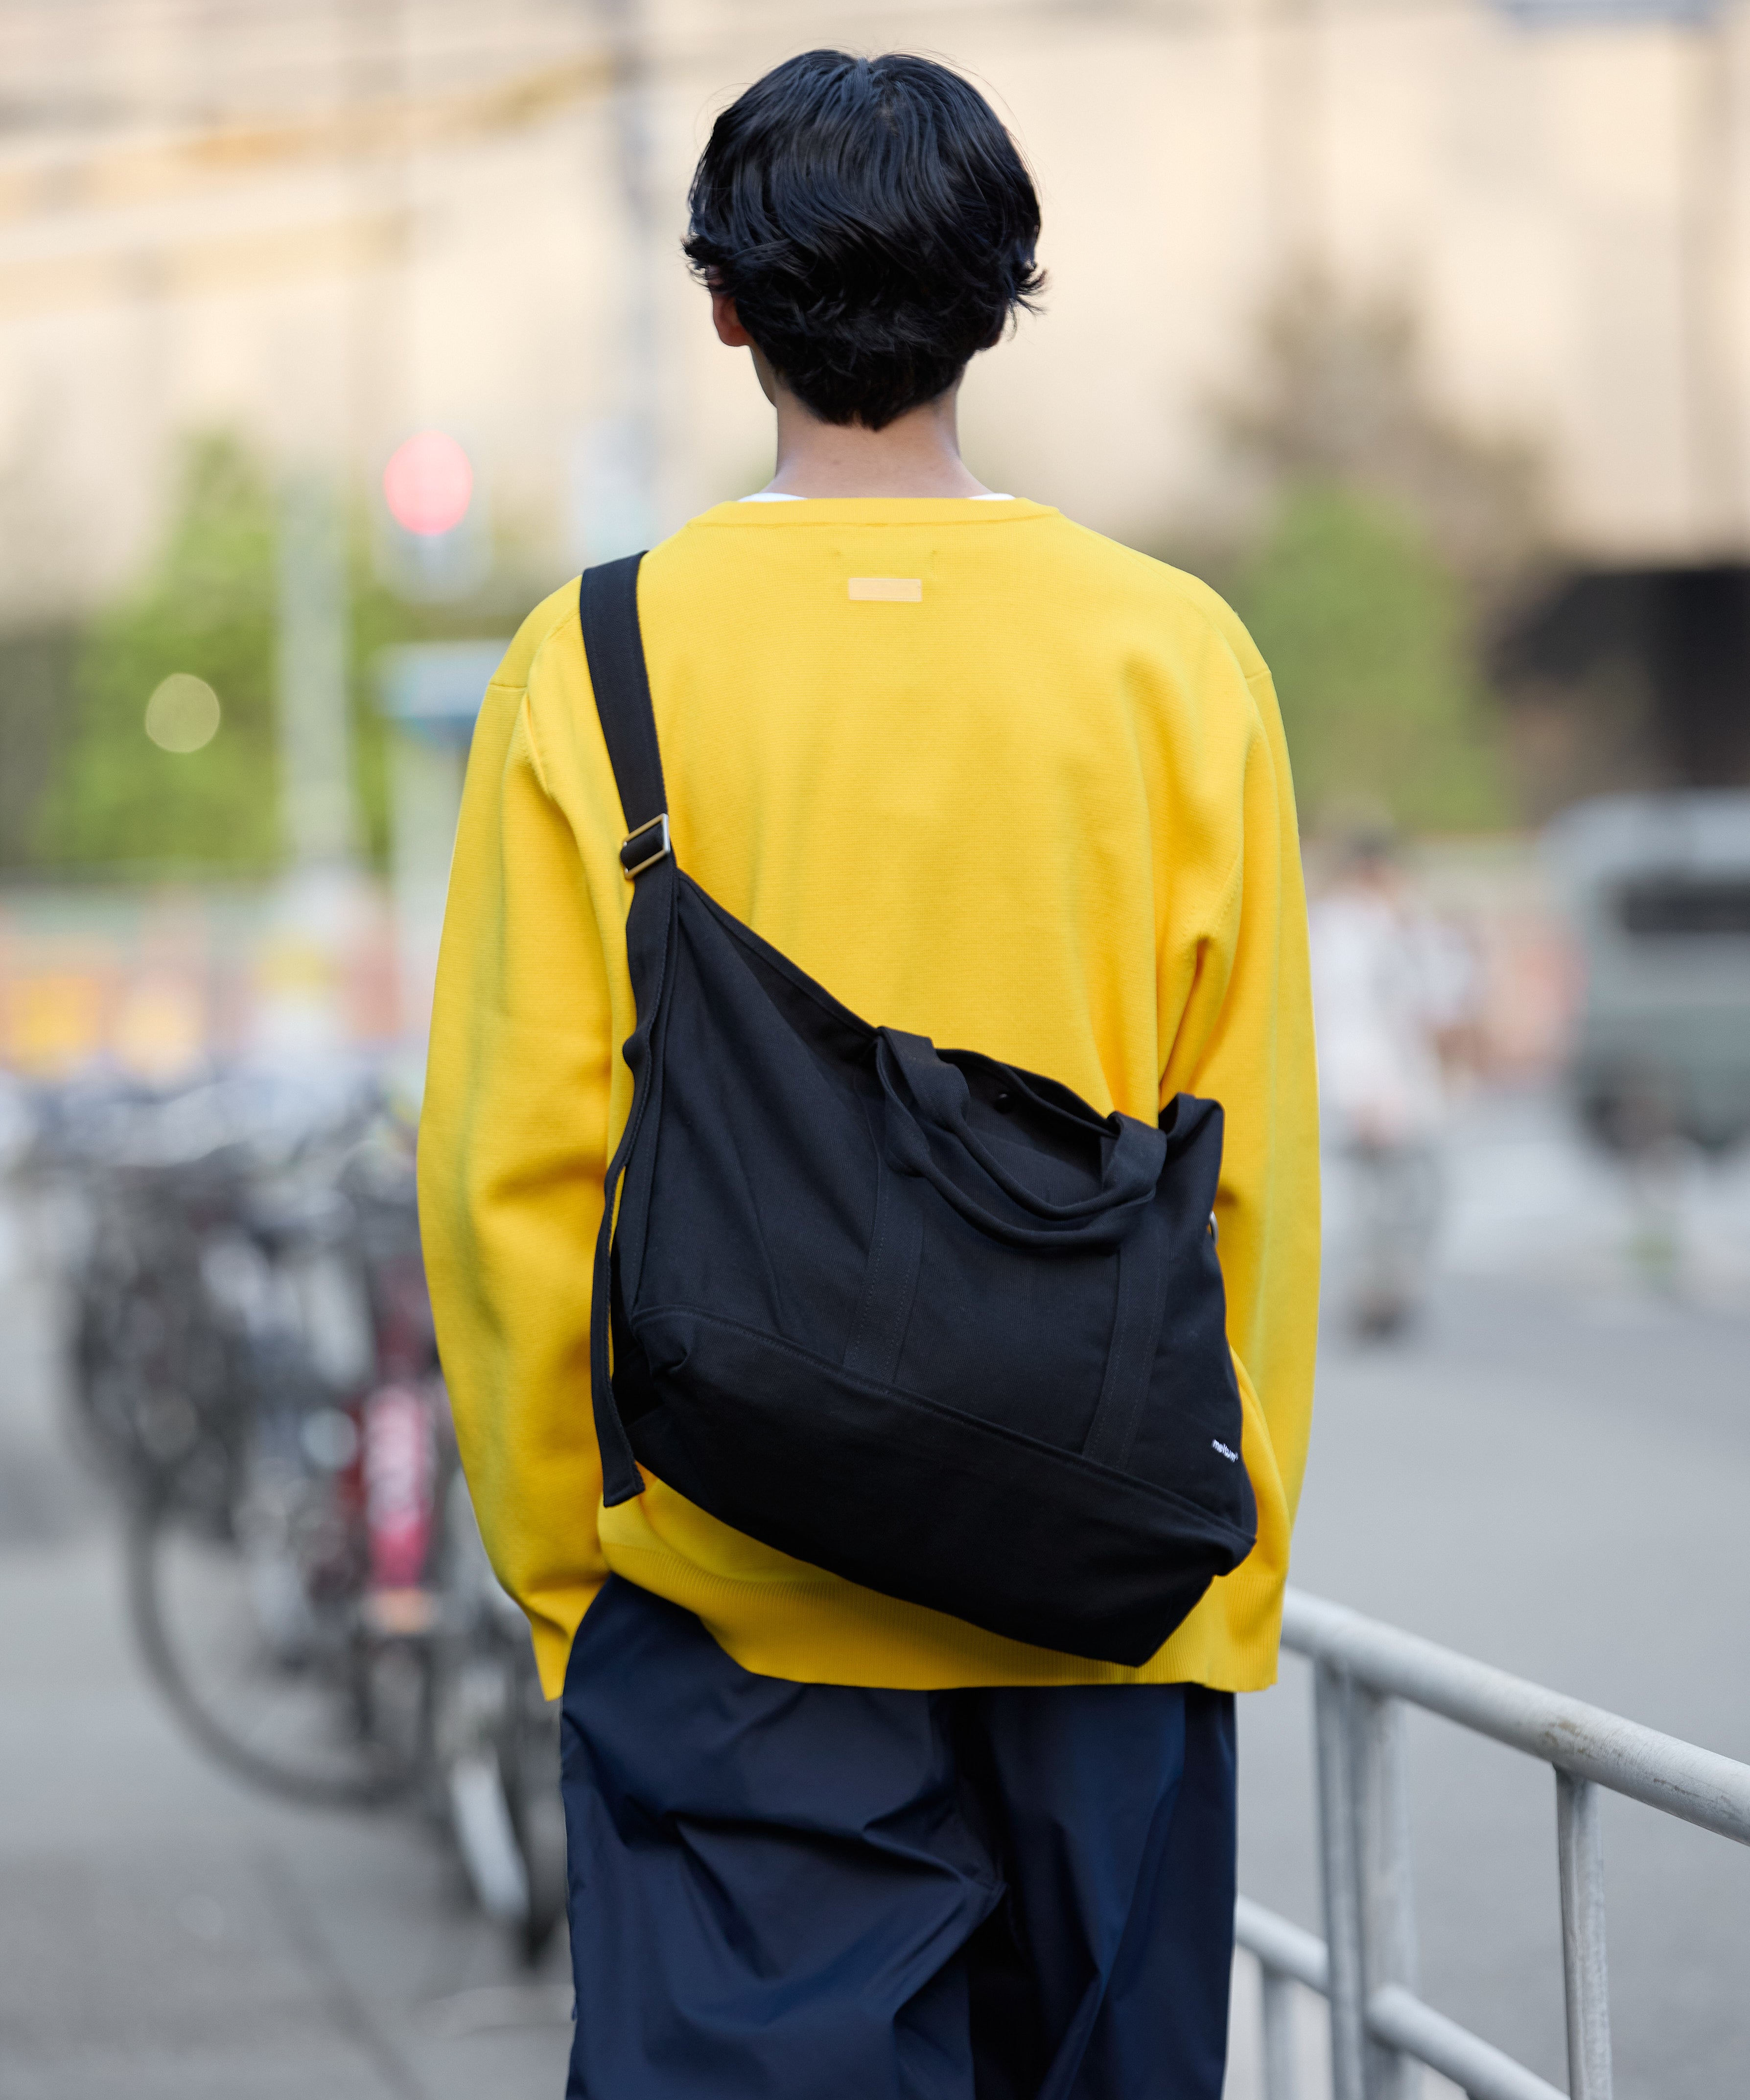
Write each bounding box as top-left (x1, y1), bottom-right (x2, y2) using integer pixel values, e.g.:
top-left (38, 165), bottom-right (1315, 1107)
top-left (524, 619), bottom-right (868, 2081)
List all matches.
top-left (419, 50), bottom-right (1318, 2100)
top-left (1310, 823), bottom-right (1476, 1336)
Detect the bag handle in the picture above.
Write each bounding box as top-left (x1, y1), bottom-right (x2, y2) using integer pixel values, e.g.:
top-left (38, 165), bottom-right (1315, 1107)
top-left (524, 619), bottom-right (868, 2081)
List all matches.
top-left (876, 1029), bottom-right (1165, 1249)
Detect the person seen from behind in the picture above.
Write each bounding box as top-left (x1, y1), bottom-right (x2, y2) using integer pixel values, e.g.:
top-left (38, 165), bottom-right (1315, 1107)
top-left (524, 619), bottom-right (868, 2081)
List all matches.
top-left (419, 50), bottom-right (1319, 2099)
top-left (1309, 824), bottom-right (1475, 1336)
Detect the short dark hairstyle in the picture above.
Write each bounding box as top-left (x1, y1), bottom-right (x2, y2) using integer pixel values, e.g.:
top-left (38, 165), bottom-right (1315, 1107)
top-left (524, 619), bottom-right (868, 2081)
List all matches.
top-left (684, 51), bottom-right (1044, 430)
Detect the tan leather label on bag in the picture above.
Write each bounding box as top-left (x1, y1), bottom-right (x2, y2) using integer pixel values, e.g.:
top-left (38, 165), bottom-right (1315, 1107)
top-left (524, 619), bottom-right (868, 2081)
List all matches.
top-left (847, 577), bottom-right (923, 602)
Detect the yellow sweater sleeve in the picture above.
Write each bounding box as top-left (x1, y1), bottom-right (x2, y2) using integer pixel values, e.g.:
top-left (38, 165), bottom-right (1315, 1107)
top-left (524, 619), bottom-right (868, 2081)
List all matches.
top-left (1160, 639), bottom-right (1320, 1529)
top-left (418, 599), bottom-right (616, 1672)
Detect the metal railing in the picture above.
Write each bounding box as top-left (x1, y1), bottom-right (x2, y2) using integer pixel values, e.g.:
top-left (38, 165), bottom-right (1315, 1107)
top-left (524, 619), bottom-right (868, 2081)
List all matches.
top-left (1237, 1589), bottom-right (1750, 2100)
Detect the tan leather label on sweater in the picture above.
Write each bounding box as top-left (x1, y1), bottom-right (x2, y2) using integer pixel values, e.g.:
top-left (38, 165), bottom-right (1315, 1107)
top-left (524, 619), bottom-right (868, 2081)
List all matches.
top-left (847, 577), bottom-right (923, 602)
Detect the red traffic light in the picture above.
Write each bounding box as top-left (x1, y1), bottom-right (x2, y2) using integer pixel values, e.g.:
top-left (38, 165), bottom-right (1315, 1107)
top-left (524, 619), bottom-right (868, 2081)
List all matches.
top-left (383, 430), bottom-right (473, 537)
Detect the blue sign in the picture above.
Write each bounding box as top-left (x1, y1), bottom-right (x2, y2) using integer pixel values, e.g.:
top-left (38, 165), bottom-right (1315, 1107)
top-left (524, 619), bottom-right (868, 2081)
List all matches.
top-left (376, 642), bottom-right (510, 748)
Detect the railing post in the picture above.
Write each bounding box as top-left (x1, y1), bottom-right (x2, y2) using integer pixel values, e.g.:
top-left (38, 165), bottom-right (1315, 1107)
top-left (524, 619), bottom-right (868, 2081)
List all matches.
top-left (1355, 1690), bottom-right (1422, 2100)
top-left (1260, 1964), bottom-right (1300, 2100)
top-left (1556, 1772), bottom-right (1613, 2100)
top-left (1315, 1660), bottom-right (1367, 2100)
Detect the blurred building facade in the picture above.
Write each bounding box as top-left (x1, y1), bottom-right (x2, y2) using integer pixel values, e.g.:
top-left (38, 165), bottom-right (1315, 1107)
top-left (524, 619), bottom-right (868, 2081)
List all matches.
top-left (0, 0), bottom-right (1748, 624)
top-left (2, 0), bottom-right (1747, 1083)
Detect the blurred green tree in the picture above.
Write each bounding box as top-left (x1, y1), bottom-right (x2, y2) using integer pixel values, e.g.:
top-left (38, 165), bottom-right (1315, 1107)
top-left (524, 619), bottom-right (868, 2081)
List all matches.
top-left (1211, 272), bottom-right (1544, 834)
top-left (31, 429), bottom-right (535, 875)
top-left (1229, 477), bottom-right (1511, 833)
top-left (38, 434), bottom-right (286, 870)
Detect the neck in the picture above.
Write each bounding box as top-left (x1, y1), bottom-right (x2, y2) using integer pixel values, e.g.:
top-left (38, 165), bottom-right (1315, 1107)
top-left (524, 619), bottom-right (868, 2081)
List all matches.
top-left (760, 380), bottom-right (992, 499)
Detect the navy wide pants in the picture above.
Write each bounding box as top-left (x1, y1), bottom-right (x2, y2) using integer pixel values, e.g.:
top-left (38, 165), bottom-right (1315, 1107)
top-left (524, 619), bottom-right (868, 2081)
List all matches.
top-left (560, 1576), bottom-right (1237, 2100)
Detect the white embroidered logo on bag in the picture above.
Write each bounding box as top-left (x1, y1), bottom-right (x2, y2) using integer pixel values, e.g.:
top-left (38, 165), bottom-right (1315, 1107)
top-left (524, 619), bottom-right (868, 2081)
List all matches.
top-left (1212, 1440), bottom-right (1238, 1463)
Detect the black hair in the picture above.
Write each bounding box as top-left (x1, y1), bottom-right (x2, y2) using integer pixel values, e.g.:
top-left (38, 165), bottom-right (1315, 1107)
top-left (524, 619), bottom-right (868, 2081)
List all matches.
top-left (684, 51), bottom-right (1044, 430)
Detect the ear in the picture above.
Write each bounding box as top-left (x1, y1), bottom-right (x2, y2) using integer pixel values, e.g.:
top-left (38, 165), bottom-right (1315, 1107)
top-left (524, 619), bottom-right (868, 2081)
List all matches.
top-left (711, 287), bottom-right (753, 348)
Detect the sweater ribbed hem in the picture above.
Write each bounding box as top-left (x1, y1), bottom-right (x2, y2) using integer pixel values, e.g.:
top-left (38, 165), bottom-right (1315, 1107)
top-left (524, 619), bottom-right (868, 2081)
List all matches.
top-left (572, 1534), bottom-right (1287, 1694)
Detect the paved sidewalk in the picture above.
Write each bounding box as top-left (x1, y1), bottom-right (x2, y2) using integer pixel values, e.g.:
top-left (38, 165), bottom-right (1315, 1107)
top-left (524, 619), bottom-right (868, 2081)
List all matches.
top-left (1233, 1266), bottom-right (1750, 2100)
top-left (0, 1189), bottom-right (573, 2100)
top-left (0, 1527), bottom-right (574, 2100)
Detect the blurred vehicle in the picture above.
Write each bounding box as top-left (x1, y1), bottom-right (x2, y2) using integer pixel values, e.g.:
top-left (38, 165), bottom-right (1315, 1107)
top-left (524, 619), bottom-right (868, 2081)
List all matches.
top-left (1547, 792), bottom-right (1750, 1156)
top-left (21, 1070), bottom-right (564, 1962)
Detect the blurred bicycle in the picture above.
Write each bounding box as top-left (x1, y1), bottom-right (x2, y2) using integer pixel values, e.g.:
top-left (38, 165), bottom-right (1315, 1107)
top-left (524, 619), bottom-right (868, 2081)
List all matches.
top-left (26, 1068), bottom-right (564, 1961)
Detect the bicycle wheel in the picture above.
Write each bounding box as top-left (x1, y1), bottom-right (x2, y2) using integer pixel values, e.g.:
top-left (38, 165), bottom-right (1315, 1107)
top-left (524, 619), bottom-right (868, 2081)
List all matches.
top-left (432, 1473), bottom-right (567, 1961)
top-left (127, 1492), bottom-right (422, 1810)
top-left (439, 1648), bottom-right (566, 1962)
top-left (499, 1646), bottom-right (568, 1963)
top-left (70, 1214), bottom-right (243, 1523)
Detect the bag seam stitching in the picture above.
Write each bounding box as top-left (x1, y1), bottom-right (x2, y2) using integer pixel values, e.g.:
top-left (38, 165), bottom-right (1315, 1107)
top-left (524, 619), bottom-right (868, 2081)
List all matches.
top-left (631, 1300), bottom-right (1254, 1542)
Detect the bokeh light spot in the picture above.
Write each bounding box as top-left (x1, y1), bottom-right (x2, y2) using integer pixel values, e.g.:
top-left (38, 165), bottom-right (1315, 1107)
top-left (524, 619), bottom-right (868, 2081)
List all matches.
top-left (382, 429), bottom-right (473, 537)
top-left (144, 674), bottom-right (221, 753)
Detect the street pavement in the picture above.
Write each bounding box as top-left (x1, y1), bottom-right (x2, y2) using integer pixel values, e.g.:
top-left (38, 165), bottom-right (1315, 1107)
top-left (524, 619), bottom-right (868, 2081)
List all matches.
top-left (0, 1195), bottom-right (571, 2100)
top-left (1232, 1091), bottom-right (1750, 2100)
top-left (0, 1088), bottom-right (1746, 2100)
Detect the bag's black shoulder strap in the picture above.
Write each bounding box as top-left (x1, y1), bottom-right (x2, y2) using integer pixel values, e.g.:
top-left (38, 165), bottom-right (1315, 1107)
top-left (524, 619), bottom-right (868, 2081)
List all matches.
top-left (580, 554), bottom-right (672, 877)
top-left (578, 553), bottom-right (677, 1508)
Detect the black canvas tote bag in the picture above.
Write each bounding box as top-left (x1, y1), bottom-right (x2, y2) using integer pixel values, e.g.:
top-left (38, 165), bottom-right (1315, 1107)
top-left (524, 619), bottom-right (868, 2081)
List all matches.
top-left (581, 554), bottom-right (1257, 1666)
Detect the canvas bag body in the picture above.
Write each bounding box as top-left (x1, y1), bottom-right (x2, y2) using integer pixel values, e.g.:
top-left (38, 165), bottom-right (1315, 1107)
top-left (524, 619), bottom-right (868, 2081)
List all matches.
top-left (582, 556), bottom-right (1257, 1667)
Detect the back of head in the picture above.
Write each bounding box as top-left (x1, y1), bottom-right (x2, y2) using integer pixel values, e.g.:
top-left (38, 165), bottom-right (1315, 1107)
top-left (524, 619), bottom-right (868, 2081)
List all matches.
top-left (685, 51), bottom-right (1044, 431)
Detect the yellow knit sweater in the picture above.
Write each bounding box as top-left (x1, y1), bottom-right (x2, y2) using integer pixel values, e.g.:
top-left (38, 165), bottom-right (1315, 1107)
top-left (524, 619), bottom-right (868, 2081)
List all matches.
top-left (418, 497), bottom-right (1319, 1699)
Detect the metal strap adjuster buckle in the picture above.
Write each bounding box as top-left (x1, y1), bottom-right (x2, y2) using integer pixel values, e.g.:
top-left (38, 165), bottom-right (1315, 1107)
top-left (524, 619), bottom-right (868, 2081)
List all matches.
top-left (620, 813), bottom-right (671, 880)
